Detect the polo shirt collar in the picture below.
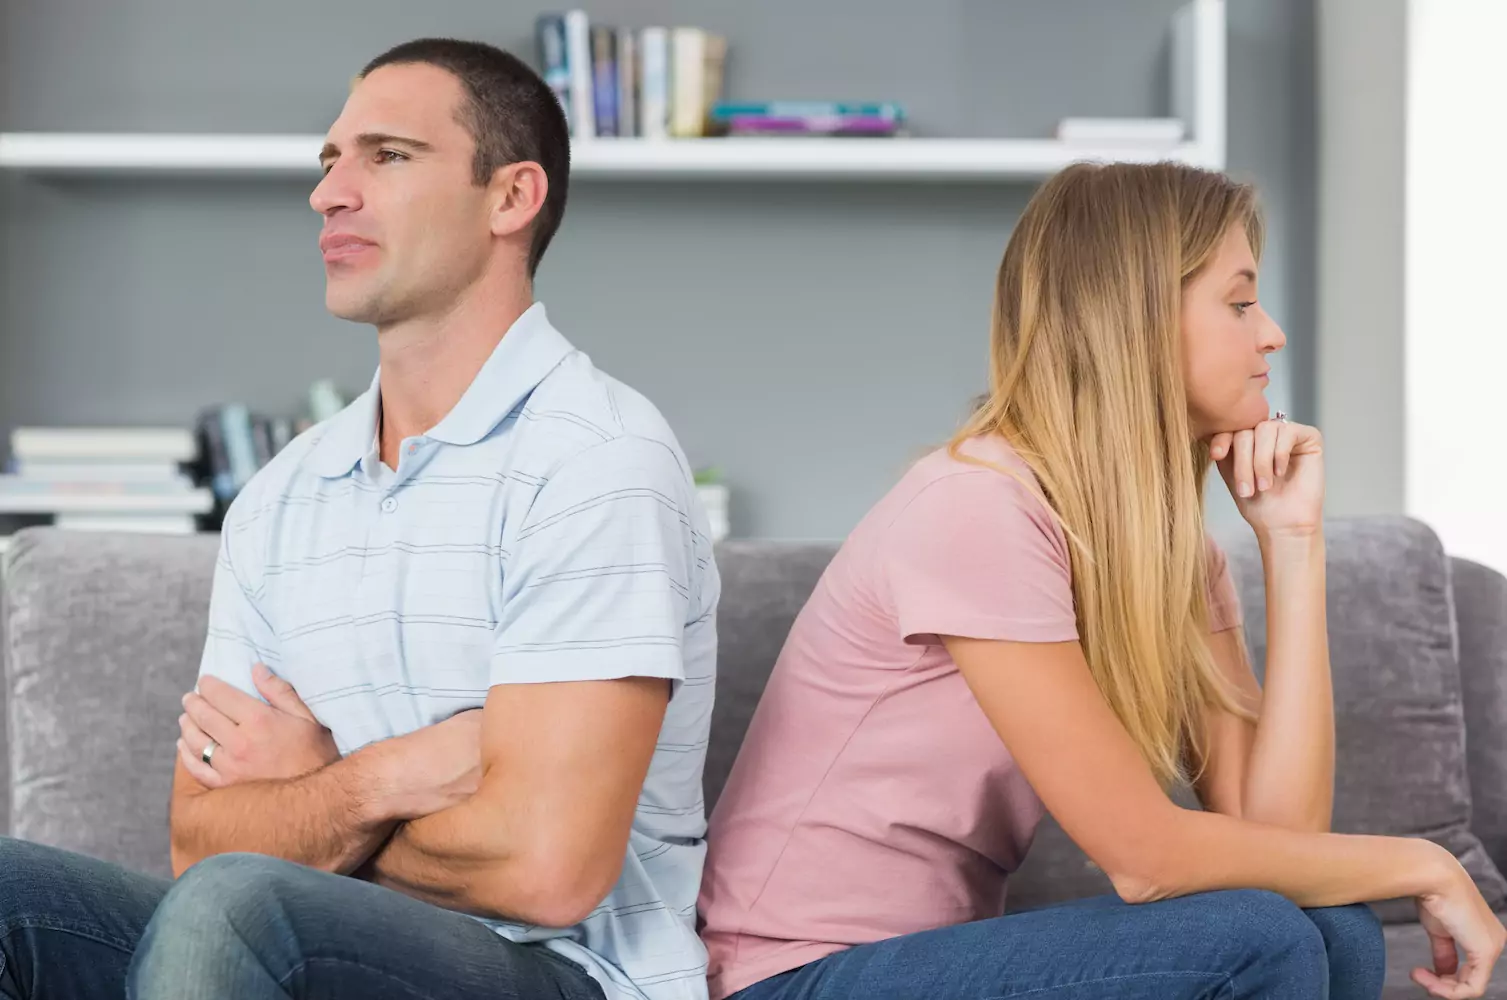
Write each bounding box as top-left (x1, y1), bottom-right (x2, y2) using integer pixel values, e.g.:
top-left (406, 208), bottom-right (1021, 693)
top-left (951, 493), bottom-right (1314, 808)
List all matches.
top-left (305, 302), bottom-right (572, 479)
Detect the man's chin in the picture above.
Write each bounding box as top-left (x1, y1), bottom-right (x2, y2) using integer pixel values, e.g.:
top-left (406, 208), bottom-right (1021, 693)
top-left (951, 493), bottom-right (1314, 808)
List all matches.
top-left (324, 289), bottom-right (385, 325)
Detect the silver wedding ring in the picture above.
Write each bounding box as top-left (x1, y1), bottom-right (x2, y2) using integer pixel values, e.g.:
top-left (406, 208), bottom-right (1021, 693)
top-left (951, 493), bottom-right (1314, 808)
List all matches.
top-left (201, 740), bottom-right (218, 766)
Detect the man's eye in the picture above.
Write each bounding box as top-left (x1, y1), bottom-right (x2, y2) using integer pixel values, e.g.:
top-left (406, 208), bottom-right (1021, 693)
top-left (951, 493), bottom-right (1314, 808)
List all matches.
top-left (376, 149), bottom-right (407, 164)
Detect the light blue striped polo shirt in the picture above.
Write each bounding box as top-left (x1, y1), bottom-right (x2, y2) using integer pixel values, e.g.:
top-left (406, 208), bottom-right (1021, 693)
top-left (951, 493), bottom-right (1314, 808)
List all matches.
top-left (198, 302), bottom-right (719, 1000)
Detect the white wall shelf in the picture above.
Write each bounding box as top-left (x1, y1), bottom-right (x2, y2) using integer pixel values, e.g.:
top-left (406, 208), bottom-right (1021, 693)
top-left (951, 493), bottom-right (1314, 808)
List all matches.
top-left (0, 0), bottom-right (1225, 182)
top-left (0, 133), bottom-right (1220, 181)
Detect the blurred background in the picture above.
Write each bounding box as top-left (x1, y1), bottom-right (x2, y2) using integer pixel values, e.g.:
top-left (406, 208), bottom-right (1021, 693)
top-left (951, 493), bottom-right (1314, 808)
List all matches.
top-left (0, 0), bottom-right (1499, 573)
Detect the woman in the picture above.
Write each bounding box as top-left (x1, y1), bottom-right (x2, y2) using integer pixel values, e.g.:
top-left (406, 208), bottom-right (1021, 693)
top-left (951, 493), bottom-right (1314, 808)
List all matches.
top-left (698, 163), bottom-right (1505, 1000)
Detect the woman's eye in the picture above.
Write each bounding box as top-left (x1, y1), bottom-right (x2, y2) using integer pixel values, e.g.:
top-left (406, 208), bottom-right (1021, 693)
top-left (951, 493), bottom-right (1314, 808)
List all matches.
top-left (1233, 301), bottom-right (1256, 317)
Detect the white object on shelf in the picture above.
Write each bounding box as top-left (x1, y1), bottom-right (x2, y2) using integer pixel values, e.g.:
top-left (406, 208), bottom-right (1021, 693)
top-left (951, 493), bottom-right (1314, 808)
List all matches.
top-left (0, 489), bottom-right (212, 515)
top-left (0, 0), bottom-right (1225, 180)
top-left (12, 426), bottom-right (197, 462)
top-left (698, 483), bottom-right (730, 542)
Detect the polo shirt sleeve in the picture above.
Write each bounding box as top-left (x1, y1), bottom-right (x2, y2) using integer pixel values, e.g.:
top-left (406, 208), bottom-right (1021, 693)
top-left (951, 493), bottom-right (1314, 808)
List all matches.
top-left (197, 505), bottom-right (280, 699)
top-left (492, 434), bottom-right (695, 687)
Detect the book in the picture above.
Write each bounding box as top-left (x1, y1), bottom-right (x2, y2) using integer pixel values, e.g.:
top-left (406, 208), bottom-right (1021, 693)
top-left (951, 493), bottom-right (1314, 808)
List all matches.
top-left (703, 34), bottom-right (728, 125)
top-left (219, 404), bottom-right (259, 493)
top-left (54, 514), bottom-right (198, 534)
top-left (639, 27), bottom-right (670, 139)
top-left (196, 408), bottom-right (235, 503)
top-left (0, 488), bottom-right (213, 515)
top-left (11, 427), bottom-right (197, 463)
top-left (14, 460), bottom-right (187, 482)
top-left (723, 115), bottom-right (901, 137)
top-left (670, 28), bottom-right (707, 138)
top-left (712, 102), bottom-right (906, 122)
top-left (536, 14), bottom-right (572, 128)
top-left (617, 28), bottom-right (638, 137)
top-left (590, 25), bottom-right (618, 138)
top-left (1056, 117), bottom-right (1186, 144)
top-left (0, 477), bottom-right (199, 497)
top-left (564, 10), bottom-right (596, 140)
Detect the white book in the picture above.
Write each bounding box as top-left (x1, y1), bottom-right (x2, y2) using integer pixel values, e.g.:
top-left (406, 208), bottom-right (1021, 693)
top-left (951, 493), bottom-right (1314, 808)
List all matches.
top-left (640, 28), bottom-right (670, 140)
top-left (55, 514), bottom-right (198, 534)
top-left (1056, 117), bottom-right (1186, 144)
top-left (12, 426), bottom-right (197, 463)
top-left (16, 461), bottom-right (188, 483)
top-left (564, 10), bottom-right (596, 141)
top-left (0, 489), bottom-right (213, 515)
top-left (670, 28), bottom-right (707, 138)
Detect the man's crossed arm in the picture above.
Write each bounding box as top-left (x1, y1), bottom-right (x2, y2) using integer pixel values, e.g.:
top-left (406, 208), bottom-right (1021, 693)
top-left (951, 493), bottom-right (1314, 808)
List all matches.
top-left (169, 664), bottom-right (668, 927)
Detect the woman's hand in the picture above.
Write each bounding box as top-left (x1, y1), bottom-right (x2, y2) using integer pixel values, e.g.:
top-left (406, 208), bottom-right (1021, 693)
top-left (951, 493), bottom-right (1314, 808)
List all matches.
top-left (1412, 851), bottom-right (1507, 998)
top-left (1209, 417), bottom-right (1325, 538)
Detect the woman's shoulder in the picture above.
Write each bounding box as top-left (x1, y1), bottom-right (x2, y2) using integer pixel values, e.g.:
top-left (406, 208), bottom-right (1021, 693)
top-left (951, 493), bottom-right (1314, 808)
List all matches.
top-left (897, 435), bottom-right (1045, 505)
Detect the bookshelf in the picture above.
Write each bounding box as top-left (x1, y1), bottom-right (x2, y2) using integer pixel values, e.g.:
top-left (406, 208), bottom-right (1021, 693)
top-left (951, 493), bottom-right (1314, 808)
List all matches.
top-left (0, 0), bottom-right (1225, 181)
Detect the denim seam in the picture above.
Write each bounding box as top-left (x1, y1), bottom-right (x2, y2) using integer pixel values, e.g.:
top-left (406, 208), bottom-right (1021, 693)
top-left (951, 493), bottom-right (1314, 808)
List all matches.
top-left (988, 969), bottom-right (1233, 999)
top-left (280, 955), bottom-right (589, 1000)
top-left (0, 916), bottom-right (138, 956)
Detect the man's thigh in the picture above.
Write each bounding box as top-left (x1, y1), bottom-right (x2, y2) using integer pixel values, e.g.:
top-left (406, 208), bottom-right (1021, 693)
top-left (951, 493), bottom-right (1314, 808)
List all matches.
top-left (0, 836), bottom-right (171, 1000)
top-left (130, 853), bottom-right (604, 1000)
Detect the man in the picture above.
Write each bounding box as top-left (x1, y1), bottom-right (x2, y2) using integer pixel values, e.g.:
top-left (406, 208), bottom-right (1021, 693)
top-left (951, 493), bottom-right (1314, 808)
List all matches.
top-left (0, 38), bottom-right (718, 1000)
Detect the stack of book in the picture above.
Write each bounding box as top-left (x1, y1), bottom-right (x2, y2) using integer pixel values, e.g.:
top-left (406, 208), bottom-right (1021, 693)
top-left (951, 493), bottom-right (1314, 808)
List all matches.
top-left (1055, 117), bottom-right (1186, 148)
top-left (536, 12), bottom-right (727, 139)
top-left (709, 101), bottom-right (906, 138)
top-left (0, 427), bottom-right (212, 537)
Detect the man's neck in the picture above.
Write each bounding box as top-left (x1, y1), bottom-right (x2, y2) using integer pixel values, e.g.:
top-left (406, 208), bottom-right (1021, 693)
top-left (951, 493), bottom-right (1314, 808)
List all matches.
top-left (375, 282), bottom-right (534, 469)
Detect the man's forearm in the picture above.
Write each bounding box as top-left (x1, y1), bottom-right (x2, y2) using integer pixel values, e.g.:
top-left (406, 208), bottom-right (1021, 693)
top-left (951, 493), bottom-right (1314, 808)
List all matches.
top-left (1244, 530), bottom-right (1335, 830)
top-left (367, 798), bottom-right (516, 915)
top-left (170, 753), bottom-right (393, 876)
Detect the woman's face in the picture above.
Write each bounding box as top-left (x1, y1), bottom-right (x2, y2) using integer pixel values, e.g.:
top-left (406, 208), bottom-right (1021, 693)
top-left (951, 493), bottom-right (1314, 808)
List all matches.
top-left (1180, 223), bottom-right (1286, 439)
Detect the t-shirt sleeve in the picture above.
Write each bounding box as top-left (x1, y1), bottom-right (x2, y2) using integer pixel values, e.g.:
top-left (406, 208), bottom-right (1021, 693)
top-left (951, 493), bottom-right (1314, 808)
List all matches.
top-left (492, 435), bottom-right (697, 687)
top-left (1206, 536), bottom-right (1244, 634)
top-left (197, 504), bottom-right (279, 699)
top-left (882, 469), bottom-right (1080, 646)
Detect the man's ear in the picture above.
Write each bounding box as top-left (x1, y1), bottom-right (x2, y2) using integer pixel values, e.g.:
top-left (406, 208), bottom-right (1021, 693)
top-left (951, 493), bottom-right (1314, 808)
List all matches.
top-left (489, 161), bottom-right (548, 239)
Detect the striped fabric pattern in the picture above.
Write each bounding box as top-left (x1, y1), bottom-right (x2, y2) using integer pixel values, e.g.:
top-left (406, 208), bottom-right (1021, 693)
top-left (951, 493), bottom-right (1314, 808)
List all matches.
top-left (198, 303), bottom-right (720, 1000)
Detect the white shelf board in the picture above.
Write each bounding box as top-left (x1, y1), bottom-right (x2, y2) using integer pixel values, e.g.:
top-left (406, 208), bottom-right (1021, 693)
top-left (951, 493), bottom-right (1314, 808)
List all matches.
top-left (0, 133), bottom-right (1221, 181)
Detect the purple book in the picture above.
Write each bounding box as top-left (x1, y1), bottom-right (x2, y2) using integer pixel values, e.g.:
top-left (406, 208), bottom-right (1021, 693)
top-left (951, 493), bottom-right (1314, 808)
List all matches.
top-left (725, 114), bottom-right (899, 136)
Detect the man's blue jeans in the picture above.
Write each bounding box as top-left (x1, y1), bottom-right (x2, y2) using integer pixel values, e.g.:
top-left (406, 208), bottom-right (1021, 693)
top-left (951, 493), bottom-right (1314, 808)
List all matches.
top-left (731, 890), bottom-right (1385, 1000)
top-left (0, 837), bottom-right (605, 999)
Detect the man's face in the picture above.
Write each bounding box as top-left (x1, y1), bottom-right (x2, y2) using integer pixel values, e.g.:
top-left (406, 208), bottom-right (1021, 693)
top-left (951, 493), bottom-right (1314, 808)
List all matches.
top-left (311, 63), bottom-right (494, 327)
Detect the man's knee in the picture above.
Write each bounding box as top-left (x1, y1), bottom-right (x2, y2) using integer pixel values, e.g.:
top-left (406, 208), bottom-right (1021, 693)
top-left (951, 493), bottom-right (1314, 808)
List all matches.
top-left (129, 853), bottom-right (313, 991)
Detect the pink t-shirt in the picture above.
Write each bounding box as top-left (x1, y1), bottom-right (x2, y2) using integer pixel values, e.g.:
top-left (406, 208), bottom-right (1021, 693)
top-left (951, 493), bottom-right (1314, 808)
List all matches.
top-left (698, 436), bottom-right (1243, 999)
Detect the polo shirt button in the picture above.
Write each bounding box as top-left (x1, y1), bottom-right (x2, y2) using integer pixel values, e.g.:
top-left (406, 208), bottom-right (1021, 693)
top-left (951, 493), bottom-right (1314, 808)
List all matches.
top-left (408, 443), bottom-right (418, 455)
top-left (381, 496), bottom-right (398, 514)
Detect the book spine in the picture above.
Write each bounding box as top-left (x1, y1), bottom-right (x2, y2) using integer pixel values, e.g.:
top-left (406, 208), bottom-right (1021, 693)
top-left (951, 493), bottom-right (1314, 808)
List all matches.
top-left (670, 28), bottom-right (707, 138)
top-left (564, 10), bottom-right (595, 140)
top-left (196, 409), bottom-right (235, 504)
top-left (640, 28), bottom-right (670, 139)
top-left (616, 29), bottom-right (637, 137)
top-left (535, 14), bottom-right (573, 130)
top-left (219, 404), bottom-right (258, 494)
top-left (712, 102), bottom-right (905, 121)
top-left (251, 416), bottom-right (274, 469)
top-left (591, 26), bottom-right (618, 138)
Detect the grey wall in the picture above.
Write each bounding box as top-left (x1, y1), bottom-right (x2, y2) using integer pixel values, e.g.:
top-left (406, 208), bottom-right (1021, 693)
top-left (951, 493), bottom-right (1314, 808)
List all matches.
top-left (0, 0), bottom-right (1315, 539)
top-left (1316, 0), bottom-right (1406, 518)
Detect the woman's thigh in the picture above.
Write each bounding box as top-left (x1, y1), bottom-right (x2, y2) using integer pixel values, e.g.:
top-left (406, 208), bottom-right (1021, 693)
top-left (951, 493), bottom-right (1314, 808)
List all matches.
top-left (732, 890), bottom-right (1346, 1000)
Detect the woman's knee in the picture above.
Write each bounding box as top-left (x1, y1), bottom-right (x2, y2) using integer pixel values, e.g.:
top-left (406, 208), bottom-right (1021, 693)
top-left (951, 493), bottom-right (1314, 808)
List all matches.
top-left (1304, 903), bottom-right (1386, 997)
top-left (1200, 890), bottom-right (1330, 980)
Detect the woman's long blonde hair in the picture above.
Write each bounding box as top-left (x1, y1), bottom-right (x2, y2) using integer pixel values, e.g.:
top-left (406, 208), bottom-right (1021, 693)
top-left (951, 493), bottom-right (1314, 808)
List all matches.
top-left (949, 161), bottom-right (1263, 788)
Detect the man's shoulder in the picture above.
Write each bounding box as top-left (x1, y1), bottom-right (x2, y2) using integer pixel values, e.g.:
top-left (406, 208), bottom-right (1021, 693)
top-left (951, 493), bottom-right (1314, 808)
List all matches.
top-left (219, 420), bottom-right (340, 534)
top-left (516, 352), bottom-right (692, 487)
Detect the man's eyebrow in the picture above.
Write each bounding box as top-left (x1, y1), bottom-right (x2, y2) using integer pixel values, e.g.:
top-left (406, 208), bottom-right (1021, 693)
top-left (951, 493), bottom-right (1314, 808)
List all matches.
top-left (318, 132), bottom-right (436, 164)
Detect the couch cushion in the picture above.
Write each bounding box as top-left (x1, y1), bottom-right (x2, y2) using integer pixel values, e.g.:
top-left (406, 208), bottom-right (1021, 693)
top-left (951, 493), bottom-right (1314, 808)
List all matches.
top-left (1384, 919), bottom-right (1507, 999)
top-left (1453, 556), bottom-right (1507, 876)
top-left (2, 528), bottom-right (218, 877)
top-left (1008, 517), bottom-right (1507, 921)
top-left (705, 541), bottom-right (839, 812)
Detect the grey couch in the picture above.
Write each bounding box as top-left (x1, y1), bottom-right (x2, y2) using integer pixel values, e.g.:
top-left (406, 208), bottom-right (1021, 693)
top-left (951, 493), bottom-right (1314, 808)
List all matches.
top-left (3, 516), bottom-right (1506, 998)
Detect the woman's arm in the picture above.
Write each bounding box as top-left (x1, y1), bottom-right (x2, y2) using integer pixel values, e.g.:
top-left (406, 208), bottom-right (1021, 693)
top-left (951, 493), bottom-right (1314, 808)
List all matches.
top-left (1193, 531), bottom-right (1334, 831)
top-left (946, 635), bottom-right (1404, 906)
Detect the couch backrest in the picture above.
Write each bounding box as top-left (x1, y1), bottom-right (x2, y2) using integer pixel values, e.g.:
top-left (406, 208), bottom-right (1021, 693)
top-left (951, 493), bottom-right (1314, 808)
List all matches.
top-left (2, 518), bottom-right (1506, 890)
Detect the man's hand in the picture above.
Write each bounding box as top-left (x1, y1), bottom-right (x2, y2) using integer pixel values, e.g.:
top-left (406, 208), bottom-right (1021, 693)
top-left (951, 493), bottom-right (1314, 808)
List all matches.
top-left (177, 665), bottom-right (340, 789)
